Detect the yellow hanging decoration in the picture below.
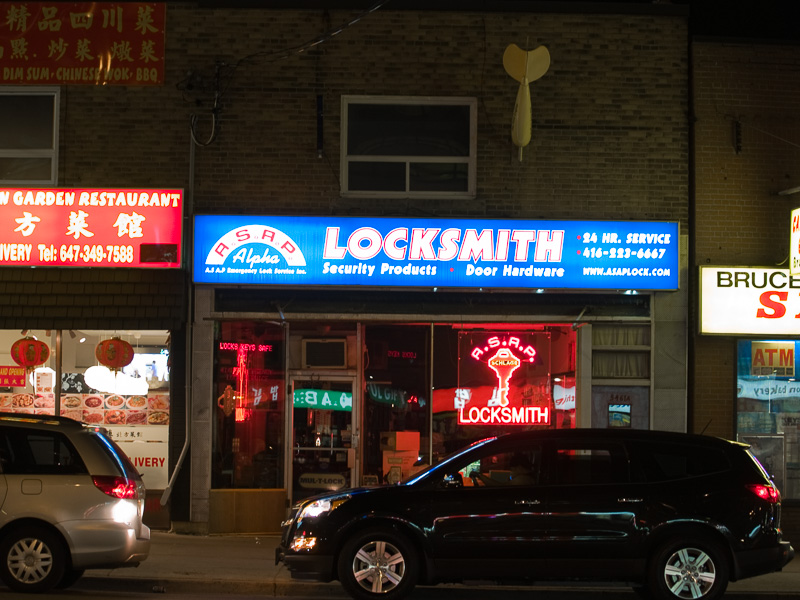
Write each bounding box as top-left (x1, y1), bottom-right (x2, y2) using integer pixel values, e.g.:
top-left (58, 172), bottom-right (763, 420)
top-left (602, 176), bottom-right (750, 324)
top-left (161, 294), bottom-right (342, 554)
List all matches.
top-left (503, 43), bottom-right (550, 161)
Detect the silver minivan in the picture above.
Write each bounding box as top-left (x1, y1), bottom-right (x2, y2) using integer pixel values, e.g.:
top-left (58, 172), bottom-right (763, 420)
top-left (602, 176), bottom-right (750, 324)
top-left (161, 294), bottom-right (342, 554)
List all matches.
top-left (0, 414), bottom-right (150, 593)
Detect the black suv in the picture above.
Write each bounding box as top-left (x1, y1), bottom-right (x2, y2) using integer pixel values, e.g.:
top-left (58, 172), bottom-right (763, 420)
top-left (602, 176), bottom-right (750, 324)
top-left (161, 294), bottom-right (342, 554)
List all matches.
top-left (277, 428), bottom-right (794, 600)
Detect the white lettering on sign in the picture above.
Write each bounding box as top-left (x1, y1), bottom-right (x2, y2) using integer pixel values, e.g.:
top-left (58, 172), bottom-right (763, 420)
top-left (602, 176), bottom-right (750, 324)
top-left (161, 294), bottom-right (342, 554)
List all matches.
top-left (322, 226), bottom-right (564, 263)
top-left (0, 244), bottom-right (31, 262)
top-left (206, 225), bottom-right (307, 267)
top-left (701, 267), bottom-right (800, 335)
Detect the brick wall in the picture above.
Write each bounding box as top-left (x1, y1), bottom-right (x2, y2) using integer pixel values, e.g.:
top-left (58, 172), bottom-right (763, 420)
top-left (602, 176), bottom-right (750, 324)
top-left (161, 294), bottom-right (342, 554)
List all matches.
top-left (693, 43), bottom-right (800, 267)
top-left (691, 42), bottom-right (800, 436)
top-left (1, 6), bottom-right (689, 332)
top-left (55, 7), bottom-right (689, 224)
top-left (0, 267), bottom-right (186, 331)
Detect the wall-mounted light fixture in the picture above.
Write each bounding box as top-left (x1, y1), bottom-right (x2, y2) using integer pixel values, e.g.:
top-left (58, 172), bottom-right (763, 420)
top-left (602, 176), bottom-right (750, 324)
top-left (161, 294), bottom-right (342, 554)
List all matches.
top-left (778, 186), bottom-right (800, 196)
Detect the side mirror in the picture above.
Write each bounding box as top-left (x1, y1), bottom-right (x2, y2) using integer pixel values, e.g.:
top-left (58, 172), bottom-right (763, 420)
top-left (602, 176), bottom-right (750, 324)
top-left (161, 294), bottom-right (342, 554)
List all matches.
top-left (442, 472), bottom-right (463, 489)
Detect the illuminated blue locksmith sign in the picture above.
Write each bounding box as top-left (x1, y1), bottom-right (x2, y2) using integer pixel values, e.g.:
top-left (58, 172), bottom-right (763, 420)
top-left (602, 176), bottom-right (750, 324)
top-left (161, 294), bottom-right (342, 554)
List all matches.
top-left (193, 215), bottom-right (679, 290)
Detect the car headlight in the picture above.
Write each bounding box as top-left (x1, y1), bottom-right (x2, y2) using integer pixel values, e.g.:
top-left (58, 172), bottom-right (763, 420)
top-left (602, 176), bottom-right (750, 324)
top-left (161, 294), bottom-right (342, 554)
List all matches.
top-left (298, 494), bottom-right (351, 520)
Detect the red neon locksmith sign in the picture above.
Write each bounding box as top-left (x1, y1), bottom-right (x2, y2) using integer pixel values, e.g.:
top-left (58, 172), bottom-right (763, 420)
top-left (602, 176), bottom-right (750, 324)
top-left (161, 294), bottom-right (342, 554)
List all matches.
top-left (0, 188), bottom-right (182, 268)
top-left (456, 334), bottom-right (550, 426)
top-left (459, 404), bottom-right (550, 426)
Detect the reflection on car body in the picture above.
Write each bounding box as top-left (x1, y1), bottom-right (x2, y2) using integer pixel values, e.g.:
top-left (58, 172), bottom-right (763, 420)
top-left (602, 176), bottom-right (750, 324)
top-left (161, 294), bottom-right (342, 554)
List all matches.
top-left (277, 428), bottom-right (794, 600)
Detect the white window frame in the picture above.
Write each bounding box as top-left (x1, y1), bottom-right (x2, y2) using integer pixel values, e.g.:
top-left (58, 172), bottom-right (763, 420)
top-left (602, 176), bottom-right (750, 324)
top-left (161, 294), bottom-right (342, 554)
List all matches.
top-left (0, 86), bottom-right (60, 185)
top-left (341, 95), bottom-right (477, 199)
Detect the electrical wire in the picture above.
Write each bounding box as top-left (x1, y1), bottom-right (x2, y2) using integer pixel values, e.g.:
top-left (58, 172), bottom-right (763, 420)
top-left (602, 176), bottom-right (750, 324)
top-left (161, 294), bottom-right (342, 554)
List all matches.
top-left (187, 0), bottom-right (392, 146)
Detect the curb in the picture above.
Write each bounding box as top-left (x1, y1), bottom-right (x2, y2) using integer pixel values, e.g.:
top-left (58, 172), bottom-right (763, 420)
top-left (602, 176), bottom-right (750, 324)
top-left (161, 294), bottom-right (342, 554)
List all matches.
top-left (75, 576), bottom-right (800, 599)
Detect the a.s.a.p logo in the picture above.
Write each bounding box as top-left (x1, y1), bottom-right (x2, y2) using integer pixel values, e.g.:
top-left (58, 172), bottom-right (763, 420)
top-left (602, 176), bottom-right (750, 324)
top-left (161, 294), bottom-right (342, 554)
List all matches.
top-left (205, 224), bottom-right (307, 270)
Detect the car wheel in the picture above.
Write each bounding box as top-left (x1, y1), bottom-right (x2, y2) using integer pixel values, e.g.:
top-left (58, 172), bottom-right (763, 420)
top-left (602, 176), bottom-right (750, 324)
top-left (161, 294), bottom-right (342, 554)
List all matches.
top-left (337, 527), bottom-right (418, 600)
top-left (56, 568), bottom-right (85, 589)
top-left (0, 526), bottom-right (67, 593)
top-left (647, 538), bottom-right (728, 600)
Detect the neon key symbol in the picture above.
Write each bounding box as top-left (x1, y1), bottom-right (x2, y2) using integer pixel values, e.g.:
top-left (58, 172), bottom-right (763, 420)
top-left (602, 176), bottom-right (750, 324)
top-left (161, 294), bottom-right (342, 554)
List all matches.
top-left (487, 348), bottom-right (521, 407)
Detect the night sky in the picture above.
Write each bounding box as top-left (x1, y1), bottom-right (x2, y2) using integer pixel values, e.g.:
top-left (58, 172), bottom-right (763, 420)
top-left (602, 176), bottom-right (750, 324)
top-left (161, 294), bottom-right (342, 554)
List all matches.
top-left (685, 0), bottom-right (800, 41)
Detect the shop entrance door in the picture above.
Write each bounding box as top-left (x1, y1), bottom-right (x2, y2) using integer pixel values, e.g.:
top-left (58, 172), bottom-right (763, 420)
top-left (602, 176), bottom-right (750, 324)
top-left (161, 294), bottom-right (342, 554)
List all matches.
top-left (289, 376), bottom-right (358, 504)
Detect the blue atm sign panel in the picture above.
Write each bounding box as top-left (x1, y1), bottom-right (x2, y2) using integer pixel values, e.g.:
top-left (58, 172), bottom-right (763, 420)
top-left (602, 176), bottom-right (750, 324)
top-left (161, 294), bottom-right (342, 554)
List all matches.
top-left (193, 216), bottom-right (679, 291)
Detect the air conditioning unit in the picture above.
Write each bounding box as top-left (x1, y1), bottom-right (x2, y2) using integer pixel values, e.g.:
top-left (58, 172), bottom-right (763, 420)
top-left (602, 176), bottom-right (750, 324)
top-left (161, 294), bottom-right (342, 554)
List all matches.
top-left (301, 338), bottom-right (348, 369)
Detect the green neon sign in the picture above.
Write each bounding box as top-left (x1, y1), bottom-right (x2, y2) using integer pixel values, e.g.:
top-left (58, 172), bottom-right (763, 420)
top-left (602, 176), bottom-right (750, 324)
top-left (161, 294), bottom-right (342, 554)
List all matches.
top-left (293, 388), bottom-right (353, 412)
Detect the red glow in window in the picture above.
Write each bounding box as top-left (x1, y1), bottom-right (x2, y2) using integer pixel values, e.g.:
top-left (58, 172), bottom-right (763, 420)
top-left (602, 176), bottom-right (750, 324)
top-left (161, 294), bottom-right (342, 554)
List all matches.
top-left (486, 348), bottom-right (520, 407)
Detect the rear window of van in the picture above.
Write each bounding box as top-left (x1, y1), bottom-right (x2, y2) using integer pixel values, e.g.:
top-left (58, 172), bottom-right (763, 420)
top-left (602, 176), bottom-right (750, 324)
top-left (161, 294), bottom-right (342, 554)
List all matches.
top-left (631, 442), bottom-right (730, 482)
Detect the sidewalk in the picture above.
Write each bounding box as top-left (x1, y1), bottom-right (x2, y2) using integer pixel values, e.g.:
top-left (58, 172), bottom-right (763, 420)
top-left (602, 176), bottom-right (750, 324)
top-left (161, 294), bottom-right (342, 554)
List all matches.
top-left (76, 531), bottom-right (800, 598)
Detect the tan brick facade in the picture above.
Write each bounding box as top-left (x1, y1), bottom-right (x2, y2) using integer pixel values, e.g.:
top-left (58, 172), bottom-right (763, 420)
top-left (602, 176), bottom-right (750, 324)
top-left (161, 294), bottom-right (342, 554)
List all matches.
top-left (3, 4), bottom-right (690, 529)
top-left (692, 42), bottom-right (800, 439)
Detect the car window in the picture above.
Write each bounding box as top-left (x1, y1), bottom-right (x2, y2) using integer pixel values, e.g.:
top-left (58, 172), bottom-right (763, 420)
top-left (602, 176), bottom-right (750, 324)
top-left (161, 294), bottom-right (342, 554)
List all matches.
top-left (86, 429), bottom-right (140, 478)
top-left (551, 443), bottom-right (629, 485)
top-left (453, 446), bottom-right (541, 487)
top-left (0, 426), bottom-right (87, 475)
top-left (630, 441), bottom-right (731, 482)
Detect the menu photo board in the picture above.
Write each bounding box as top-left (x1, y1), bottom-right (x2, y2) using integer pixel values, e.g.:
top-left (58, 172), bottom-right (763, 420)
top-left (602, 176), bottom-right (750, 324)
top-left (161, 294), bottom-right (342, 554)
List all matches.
top-left (0, 391), bottom-right (169, 426)
top-left (0, 188), bottom-right (183, 267)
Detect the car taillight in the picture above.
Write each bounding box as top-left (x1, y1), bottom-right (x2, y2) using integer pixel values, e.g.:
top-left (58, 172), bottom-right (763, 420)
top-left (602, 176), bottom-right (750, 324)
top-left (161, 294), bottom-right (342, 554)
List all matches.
top-left (746, 483), bottom-right (780, 503)
top-left (93, 475), bottom-right (139, 499)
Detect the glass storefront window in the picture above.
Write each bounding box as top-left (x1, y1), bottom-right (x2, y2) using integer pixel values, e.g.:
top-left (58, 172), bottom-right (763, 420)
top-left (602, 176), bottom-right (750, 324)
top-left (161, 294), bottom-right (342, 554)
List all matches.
top-left (737, 339), bottom-right (799, 499)
top-left (432, 325), bottom-right (576, 463)
top-left (364, 325), bottom-right (431, 484)
top-left (212, 321), bottom-right (285, 489)
top-left (0, 328), bottom-right (171, 491)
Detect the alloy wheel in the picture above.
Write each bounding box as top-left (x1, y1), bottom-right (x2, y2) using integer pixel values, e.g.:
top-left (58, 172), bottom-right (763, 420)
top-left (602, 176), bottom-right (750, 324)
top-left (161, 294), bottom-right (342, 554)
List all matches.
top-left (351, 539), bottom-right (407, 594)
top-left (662, 546), bottom-right (717, 599)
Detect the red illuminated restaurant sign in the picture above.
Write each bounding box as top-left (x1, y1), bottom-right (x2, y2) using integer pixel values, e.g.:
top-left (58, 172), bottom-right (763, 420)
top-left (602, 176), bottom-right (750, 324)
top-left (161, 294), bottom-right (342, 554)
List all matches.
top-left (0, 2), bottom-right (165, 86)
top-left (0, 188), bottom-right (182, 268)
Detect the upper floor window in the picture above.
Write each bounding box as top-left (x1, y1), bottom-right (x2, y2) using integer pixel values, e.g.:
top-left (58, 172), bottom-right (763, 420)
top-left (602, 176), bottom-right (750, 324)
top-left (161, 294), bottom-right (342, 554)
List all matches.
top-left (341, 95), bottom-right (476, 199)
top-left (0, 87), bottom-right (59, 185)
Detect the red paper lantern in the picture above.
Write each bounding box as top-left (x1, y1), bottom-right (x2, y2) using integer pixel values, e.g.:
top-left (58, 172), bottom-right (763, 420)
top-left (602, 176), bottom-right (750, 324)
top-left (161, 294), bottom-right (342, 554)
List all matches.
top-left (10, 337), bottom-right (50, 372)
top-left (95, 337), bottom-right (134, 372)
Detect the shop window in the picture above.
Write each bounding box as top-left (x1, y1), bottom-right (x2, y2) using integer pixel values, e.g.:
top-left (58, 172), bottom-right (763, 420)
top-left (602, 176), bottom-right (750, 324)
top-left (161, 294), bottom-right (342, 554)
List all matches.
top-left (0, 328), bottom-right (171, 491)
top-left (592, 324), bottom-right (651, 379)
top-left (341, 96), bottom-right (477, 198)
top-left (736, 340), bottom-right (798, 499)
top-left (364, 325), bottom-right (431, 485)
top-left (212, 321), bottom-right (285, 489)
top-left (0, 87), bottom-right (59, 184)
top-left (431, 326), bottom-right (576, 464)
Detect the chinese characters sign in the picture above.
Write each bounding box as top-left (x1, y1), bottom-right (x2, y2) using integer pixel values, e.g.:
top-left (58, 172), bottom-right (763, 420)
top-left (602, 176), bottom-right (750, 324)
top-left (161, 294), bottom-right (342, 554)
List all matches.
top-left (1, 3), bottom-right (165, 85)
top-left (0, 365), bottom-right (25, 386)
top-left (0, 188), bottom-right (183, 267)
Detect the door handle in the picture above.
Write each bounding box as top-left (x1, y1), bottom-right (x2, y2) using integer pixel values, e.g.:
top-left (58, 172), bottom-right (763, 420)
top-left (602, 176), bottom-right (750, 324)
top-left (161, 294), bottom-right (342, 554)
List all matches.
top-left (514, 499), bottom-right (541, 506)
top-left (617, 497), bottom-right (643, 503)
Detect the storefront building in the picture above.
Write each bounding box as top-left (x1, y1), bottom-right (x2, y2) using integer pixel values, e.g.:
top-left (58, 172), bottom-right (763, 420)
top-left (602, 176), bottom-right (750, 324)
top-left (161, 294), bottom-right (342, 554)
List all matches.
top-left (692, 41), bottom-right (800, 540)
top-left (700, 267), bottom-right (800, 501)
top-left (189, 215), bottom-right (687, 533)
top-left (0, 187), bottom-right (186, 528)
top-left (2, 3), bottom-right (689, 533)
